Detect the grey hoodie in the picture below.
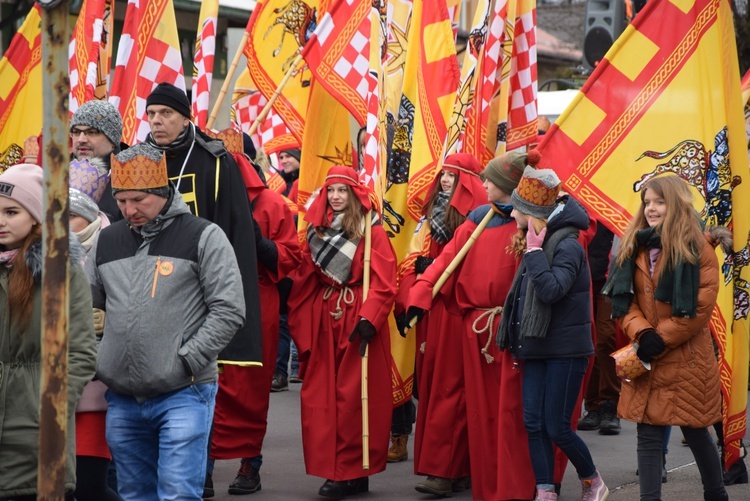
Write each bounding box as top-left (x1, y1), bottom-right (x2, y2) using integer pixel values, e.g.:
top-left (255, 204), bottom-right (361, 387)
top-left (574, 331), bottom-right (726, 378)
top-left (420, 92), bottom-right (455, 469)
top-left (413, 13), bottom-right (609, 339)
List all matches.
top-left (86, 191), bottom-right (245, 401)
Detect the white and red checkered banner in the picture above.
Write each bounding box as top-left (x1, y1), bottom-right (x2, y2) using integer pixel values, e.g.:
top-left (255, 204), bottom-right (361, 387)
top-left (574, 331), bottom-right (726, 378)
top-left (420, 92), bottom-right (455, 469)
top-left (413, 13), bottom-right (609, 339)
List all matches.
top-left (69, 0), bottom-right (106, 114)
top-left (505, 0), bottom-right (537, 151)
top-left (231, 89), bottom-right (266, 150)
top-left (260, 106), bottom-right (299, 155)
top-left (109, 0), bottom-right (186, 145)
top-left (191, 0), bottom-right (219, 129)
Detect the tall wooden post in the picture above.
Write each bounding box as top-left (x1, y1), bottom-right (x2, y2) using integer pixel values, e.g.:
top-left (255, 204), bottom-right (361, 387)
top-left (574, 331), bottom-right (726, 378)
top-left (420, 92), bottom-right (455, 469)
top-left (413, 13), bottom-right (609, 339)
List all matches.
top-left (38, 1), bottom-right (72, 499)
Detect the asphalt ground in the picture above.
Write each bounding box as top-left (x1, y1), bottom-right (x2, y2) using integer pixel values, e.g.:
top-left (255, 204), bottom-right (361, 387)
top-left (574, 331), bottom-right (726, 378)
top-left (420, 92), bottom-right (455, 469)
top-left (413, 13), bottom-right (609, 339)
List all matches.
top-left (208, 385), bottom-right (749, 500)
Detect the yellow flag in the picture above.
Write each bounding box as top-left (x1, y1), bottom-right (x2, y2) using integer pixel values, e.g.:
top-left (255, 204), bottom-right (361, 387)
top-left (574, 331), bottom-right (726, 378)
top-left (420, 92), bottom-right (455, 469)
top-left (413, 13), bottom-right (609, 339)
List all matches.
top-left (538, 0), bottom-right (749, 468)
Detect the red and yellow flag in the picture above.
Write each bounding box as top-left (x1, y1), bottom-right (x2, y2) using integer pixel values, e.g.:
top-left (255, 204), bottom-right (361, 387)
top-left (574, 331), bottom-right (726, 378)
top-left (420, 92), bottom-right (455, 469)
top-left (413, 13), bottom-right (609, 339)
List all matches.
top-left (538, 0), bottom-right (748, 468)
top-left (109, 0), bottom-right (186, 145)
top-left (69, 0), bottom-right (108, 113)
top-left (0, 4), bottom-right (42, 172)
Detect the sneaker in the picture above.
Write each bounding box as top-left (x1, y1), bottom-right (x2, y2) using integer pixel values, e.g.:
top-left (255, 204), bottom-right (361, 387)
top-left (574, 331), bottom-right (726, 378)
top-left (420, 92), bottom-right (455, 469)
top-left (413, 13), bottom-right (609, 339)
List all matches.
top-left (577, 409), bottom-right (601, 431)
top-left (270, 373), bottom-right (288, 392)
top-left (598, 401), bottom-right (621, 435)
top-left (581, 471), bottom-right (609, 501)
top-left (415, 476), bottom-right (452, 497)
top-left (228, 460), bottom-right (262, 495)
top-left (203, 473), bottom-right (214, 498)
top-left (387, 433), bottom-right (408, 463)
top-left (534, 489), bottom-right (558, 500)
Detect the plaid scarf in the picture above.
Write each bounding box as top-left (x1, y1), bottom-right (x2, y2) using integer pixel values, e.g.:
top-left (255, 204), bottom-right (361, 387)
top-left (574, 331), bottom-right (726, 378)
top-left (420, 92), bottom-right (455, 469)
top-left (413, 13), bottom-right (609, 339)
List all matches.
top-left (307, 212), bottom-right (380, 284)
top-left (429, 191), bottom-right (453, 245)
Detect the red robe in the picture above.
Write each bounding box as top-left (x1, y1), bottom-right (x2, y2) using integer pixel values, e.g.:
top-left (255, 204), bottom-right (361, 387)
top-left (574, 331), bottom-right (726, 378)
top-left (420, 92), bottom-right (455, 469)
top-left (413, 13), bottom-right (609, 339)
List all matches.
top-left (408, 209), bottom-right (535, 501)
top-left (211, 187), bottom-right (301, 459)
top-left (288, 224), bottom-right (397, 481)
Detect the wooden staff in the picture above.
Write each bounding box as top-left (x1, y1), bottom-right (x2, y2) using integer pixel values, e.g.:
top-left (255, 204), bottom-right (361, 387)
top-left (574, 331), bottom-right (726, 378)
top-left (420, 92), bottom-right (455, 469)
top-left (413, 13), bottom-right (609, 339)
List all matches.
top-left (206, 30), bottom-right (249, 130)
top-left (246, 53), bottom-right (304, 137)
top-left (361, 212), bottom-right (373, 470)
top-left (407, 206), bottom-right (496, 329)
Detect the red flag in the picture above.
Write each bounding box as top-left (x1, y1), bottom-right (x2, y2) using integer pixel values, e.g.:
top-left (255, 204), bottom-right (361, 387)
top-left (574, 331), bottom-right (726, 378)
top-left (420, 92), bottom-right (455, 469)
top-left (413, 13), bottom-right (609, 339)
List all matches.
top-left (69, 0), bottom-right (107, 114)
top-left (191, 0), bottom-right (219, 128)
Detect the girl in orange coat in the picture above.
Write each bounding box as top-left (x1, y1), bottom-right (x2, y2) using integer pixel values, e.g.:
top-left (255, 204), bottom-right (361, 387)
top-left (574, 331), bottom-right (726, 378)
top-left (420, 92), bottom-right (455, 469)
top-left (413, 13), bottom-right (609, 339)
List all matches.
top-left (604, 175), bottom-right (728, 501)
top-left (288, 166), bottom-right (397, 498)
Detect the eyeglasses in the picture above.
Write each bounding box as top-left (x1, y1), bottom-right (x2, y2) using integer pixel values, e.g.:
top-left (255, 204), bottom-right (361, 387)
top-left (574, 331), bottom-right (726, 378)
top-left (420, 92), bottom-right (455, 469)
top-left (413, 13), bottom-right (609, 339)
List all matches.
top-left (70, 128), bottom-right (103, 138)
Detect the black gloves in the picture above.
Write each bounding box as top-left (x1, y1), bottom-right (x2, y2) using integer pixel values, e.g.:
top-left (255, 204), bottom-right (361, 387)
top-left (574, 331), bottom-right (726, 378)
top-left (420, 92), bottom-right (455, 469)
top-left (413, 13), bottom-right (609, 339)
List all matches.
top-left (252, 215), bottom-right (278, 271)
top-left (401, 306), bottom-right (425, 336)
top-left (414, 256), bottom-right (434, 274)
top-left (395, 312), bottom-right (409, 338)
top-left (637, 329), bottom-right (666, 363)
top-left (349, 319), bottom-right (377, 356)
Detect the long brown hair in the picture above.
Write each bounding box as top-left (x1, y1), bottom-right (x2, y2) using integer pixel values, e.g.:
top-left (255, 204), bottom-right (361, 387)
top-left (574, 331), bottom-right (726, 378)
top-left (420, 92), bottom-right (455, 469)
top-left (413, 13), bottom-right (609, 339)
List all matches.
top-left (617, 175), bottom-right (703, 268)
top-left (7, 224), bottom-right (42, 331)
top-left (315, 185), bottom-right (365, 239)
top-left (422, 173), bottom-right (466, 233)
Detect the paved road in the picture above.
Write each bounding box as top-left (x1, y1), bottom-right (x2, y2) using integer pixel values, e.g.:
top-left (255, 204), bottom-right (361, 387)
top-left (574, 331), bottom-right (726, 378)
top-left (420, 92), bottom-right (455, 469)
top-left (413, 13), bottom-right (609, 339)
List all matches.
top-left (208, 385), bottom-right (749, 500)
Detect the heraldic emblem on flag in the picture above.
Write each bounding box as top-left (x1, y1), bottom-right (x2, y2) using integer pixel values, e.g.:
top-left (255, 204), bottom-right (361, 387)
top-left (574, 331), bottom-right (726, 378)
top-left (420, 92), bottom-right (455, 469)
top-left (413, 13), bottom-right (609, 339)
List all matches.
top-left (538, 0), bottom-right (749, 469)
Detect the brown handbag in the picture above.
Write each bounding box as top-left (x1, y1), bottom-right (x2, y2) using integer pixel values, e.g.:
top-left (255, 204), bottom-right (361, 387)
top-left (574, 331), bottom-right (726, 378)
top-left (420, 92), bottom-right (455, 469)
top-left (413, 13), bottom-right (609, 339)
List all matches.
top-left (610, 343), bottom-right (649, 381)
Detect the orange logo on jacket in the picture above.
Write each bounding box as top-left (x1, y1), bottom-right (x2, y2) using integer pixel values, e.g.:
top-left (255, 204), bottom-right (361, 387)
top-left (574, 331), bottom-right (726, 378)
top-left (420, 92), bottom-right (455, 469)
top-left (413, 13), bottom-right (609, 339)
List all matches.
top-left (159, 261), bottom-right (174, 276)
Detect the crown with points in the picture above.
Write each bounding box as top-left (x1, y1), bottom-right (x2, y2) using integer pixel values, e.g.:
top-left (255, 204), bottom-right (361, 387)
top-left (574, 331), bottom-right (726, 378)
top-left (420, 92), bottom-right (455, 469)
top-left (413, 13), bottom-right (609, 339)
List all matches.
top-left (111, 143), bottom-right (168, 191)
top-left (205, 128), bottom-right (243, 156)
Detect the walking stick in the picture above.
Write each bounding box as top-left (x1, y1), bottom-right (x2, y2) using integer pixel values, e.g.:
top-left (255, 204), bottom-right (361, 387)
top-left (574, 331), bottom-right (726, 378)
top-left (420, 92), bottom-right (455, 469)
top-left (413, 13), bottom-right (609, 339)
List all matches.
top-left (361, 212), bottom-right (373, 470)
top-left (407, 206), bottom-right (497, 329)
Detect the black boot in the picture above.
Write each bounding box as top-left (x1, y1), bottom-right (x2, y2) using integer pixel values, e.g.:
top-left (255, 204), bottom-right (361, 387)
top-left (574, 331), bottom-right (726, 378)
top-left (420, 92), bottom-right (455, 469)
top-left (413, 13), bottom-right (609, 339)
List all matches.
top-left (318, 477), bottom-right (369, 498)
top-left (598, 400), bottom-right (621, 435)
top-left (724, 441), bottom-right (748, 485)
top-left (577, 408), bottom-right (601, 431)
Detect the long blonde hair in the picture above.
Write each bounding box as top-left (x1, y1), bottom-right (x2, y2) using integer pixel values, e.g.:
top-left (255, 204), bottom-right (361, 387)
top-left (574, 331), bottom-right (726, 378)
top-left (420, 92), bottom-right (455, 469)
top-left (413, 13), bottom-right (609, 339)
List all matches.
top-left (617, 175), bottom-right (703, 268)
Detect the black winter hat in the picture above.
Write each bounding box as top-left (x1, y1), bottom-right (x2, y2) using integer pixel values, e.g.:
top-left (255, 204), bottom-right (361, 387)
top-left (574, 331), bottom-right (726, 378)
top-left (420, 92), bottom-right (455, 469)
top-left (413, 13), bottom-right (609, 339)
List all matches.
top-left (146, 83), bottom-right (192, 119)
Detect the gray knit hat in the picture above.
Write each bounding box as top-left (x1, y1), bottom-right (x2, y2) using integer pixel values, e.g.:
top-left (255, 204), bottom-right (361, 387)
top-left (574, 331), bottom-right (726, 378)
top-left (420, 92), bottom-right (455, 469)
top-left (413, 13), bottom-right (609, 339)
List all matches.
top-left (71, 101), bottom-right (123, 147)
top-left (510, 166), bottom-right (561, 219)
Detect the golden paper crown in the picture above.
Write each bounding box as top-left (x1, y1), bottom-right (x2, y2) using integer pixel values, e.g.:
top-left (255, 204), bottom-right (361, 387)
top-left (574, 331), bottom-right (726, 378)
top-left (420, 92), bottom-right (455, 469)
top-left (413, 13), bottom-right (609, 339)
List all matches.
top-left (206, 128), bottom-right (243, 156)
top-left (110, 152), bottom-right (168, 191)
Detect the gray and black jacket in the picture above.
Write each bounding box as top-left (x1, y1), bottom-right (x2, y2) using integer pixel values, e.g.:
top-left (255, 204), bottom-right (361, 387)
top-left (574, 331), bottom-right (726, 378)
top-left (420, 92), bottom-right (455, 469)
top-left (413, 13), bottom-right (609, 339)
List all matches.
top-left (86, 190), bottom-right (245, 402)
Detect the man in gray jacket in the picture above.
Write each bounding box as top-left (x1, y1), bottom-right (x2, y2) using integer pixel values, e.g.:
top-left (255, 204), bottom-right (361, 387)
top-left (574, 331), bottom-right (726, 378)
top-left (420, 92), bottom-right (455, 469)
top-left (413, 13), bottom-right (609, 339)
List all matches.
top-left (85, 142), bottom-right (245, 501)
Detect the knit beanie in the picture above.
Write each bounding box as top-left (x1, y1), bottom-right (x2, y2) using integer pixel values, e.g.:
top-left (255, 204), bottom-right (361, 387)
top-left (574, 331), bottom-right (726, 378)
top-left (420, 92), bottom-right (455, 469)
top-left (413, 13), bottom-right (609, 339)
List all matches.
top-left (0, 163), bottom-right (44, 223)
top-left (483, 149), bottom-right (541, 195)
top-left (111, 143), bottom-right (171, 198)
top-left (281, 148), bottom-right (301, 162)
top-left (146, 82), bottom-right (192, 119)
top-left (511, 166), bottom-right (561, 219)
top-left (70, 100), bottom-right (123, 146)
top-left (69, 159), bottom-right (110, 223)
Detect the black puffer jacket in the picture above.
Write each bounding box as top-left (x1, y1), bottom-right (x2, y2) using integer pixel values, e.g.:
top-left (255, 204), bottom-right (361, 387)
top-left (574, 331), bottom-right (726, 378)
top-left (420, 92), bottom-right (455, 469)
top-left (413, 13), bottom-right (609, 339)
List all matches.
top-left (504, 196), bottom-right (594, 360)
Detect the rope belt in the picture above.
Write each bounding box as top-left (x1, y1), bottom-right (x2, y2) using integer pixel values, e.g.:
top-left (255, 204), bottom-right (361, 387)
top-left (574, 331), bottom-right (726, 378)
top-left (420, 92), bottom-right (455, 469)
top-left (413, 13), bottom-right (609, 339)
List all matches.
top-left (323, 285), bottom-right (355, 320)
top-left (471, 306), bottom-right (503, 364)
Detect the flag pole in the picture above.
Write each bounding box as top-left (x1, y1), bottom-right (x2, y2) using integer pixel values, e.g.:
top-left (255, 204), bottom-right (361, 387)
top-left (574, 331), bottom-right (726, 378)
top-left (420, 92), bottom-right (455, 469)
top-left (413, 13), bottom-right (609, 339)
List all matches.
top-left (407, 206), bottom-right (496, 330)
top-left (361, 212), bottom-right (373, 470)
top-left (245, 53), bottom-right (305, 137)
top-left (206, 30), bottom-right (249, 130)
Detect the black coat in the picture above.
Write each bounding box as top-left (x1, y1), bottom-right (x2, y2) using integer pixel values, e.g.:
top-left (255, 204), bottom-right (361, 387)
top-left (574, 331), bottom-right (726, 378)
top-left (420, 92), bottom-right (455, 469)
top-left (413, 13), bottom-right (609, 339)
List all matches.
top-left (505, 197), bottom-right (594, 360)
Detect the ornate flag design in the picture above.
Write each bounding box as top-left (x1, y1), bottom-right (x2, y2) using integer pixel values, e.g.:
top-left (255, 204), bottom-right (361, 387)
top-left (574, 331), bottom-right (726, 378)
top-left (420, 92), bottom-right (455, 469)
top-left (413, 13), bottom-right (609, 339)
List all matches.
top-left (69, 0), bottom-right (106, 114)
top-left (191, 0), bottom-right (219, 129)
top-left (0, 4), bottom-right (42, 172)
top-left (109, 0), bottom-right (186, 145)
top-left (537, 0), bottom-right (748, 469)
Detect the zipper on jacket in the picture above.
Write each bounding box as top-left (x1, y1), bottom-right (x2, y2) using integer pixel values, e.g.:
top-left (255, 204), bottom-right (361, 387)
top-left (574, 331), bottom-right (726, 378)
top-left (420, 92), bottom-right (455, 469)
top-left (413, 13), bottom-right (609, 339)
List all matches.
top-left (151, 256), bottom-right (161, 298)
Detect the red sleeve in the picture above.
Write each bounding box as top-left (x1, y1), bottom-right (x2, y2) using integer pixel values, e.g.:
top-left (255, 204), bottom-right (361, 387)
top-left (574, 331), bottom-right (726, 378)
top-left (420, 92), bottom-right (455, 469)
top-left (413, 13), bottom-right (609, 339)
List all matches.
top-left (254, 190), bottom-right (301, 282)
top-left (287, 246), bottom-right (318, 356)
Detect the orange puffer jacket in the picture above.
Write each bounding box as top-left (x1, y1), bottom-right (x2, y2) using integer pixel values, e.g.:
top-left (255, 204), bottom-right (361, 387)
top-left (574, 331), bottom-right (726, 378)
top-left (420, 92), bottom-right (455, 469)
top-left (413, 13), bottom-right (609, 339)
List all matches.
top-left (617, 237), bottom-right (721, 427)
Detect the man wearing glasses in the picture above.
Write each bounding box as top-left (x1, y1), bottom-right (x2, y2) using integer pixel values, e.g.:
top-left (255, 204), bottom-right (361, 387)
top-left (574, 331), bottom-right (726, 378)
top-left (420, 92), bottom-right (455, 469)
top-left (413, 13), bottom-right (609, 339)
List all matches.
top-left (70, 100), bottom-right (124, 221)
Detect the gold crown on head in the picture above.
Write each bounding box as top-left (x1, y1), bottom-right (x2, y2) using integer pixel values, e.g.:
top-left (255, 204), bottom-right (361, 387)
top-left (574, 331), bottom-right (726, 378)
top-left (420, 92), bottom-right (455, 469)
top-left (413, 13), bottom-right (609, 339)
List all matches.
top-left (110, 151), bottom-right (168, 191)
top-left (205, 128), bottom-right (243, 156)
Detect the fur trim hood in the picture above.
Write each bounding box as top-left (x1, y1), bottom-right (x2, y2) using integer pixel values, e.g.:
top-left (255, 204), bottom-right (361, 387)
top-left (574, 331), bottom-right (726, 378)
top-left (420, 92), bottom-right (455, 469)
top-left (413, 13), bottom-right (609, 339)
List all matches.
top-left (26, 234), bottom-right (87, 284)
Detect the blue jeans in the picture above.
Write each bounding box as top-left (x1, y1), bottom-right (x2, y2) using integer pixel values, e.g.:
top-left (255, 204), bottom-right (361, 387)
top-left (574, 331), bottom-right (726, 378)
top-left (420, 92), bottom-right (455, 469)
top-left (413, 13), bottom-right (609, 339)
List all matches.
top-left (105, 384), bottom-right (217, 501)
top-left (522, 357), bottom-right (596, 485)
top-left (275, 313), bottom-right (290, 377)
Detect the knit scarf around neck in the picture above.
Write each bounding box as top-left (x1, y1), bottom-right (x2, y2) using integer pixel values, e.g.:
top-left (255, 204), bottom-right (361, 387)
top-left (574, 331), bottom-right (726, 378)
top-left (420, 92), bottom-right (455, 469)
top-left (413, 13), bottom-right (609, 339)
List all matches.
top-left (429, 191), bottom-right (453, 245)
top-left (308, 213), bottom-right (360, 284)
top-left (0, 248), bottom-right (19, 268)
top-left (603, 226), bottom-right (699, 318)
top-left (146, 123), bottom-right (194, 154)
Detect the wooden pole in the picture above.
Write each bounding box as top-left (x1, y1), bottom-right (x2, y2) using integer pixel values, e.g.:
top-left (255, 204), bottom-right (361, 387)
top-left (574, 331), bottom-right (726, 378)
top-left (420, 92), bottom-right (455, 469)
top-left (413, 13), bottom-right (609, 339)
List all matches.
top-left (246, 53), bottom-right (304, 137)
top-left (361, 212), bottom-right (373, 470)
top-left (38, 1), bottom-right (71, 499)
top-left (206, 30), bottom-right (250, 130)
top-left (407, 207), bottom-right (496, 330)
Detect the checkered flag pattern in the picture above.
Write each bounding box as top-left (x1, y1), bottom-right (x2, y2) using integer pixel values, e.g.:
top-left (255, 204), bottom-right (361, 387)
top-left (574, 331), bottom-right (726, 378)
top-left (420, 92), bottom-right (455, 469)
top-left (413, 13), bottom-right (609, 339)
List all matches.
top-left (506, 6), bottom-right (537, 150)
top-left (69, 0), bottom-right (105, 114)
top-left (109, 0), bottom-right (186, 145)
top-left (191, 16), bottom-right (217, 128)
top-left (232, 90), bottom-right (266, 151)
top-left (260, 107), bottom-right (298, 155)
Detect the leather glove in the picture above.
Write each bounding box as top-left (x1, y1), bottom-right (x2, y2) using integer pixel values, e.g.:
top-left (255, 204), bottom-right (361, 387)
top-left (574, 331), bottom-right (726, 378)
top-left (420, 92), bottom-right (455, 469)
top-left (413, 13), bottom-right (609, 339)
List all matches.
top-left (252, 215), bottom-right (279, 271)
top-left (637, 329), bottom-right (666, 363)
top-left (402, 306), bottom-right (425, 336)
top-left (526, 224), bottom-right (547, 251)
top-left (92, 308), bottom-right (105, 335)
top-left (349, 319), bottom-right (377, 356)
top-left (395, 312), bottom-right (409, 338)
top-left (414, 256), bottom-right (434, 274)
